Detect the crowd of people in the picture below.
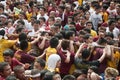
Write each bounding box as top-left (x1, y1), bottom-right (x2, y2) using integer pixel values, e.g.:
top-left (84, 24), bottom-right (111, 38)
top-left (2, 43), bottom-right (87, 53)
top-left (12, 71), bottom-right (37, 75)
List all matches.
top-left (0, 0), bottom-right (120, 80)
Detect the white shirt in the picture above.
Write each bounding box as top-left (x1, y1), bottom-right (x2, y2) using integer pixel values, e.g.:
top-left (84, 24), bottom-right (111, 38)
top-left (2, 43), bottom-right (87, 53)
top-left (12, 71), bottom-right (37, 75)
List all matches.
top-left (106, 27), bottom-right (119, 38)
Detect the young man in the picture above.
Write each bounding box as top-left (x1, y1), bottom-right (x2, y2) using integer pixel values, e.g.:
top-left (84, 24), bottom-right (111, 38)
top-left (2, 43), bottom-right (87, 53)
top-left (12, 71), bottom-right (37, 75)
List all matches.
top-left (0, 62), bottom-right (12, 80)
top-left (3, 49), bottom-right (22, 70)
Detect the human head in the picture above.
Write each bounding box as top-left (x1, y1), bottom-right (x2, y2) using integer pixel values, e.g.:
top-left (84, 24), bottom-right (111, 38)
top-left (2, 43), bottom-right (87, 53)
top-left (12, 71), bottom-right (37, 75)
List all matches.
top-left (30, 69), bottom-right (41, 80)
top-left (0, 4), bottom-right (4, 14)
top-left (20, 40), bottom-right (28, 51)
top-left (53, 72), bottom-right (61, 80)
top-left (86, 21), bottom-right (93, 29)
top-left (65, 31), bottom-right (75, 40)
top-left (0, 29), bottom-right (5, 39)
top-left (48, 16), bottom-right (55, 26)
top-left (6, 75), bottom-right (17, 80)
top-left (3, 49), bottom-right (14, 65)
top-left (47, 54), bottom-right (61, 72)
top-left (34, 58), bottom-right (45, 71)
top-left (63, 75), bottom-right (76, 80)
top-left (108, 20), bottom-right (116, 30)
top-left (13, 65), bottom-right (25, 80)
top-left (50, 37), bottom-right (59, 48)
top-left (105, 67), bottom-right (119, 80)
top-left (19, 33), bottom-right (27, 41)
top-left (43, 72), bottom-right (54, 80)
top-left (81, 48), bottom-right (90, 60)
top-left (61, 40), bottom-right (70, 50)
top-left (0, 62), bottom-right (12, 78)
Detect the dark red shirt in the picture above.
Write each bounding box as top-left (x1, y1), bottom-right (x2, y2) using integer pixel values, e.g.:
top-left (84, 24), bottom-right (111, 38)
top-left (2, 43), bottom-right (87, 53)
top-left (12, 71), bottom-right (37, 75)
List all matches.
top-left (58, 49), bottom-right (74, 75)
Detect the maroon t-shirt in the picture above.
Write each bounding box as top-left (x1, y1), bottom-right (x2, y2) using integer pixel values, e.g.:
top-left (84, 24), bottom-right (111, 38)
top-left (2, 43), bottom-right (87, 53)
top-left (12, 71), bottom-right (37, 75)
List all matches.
top-left (10, 58), bottom-right (23, 70)
top-left (90, 47), bottom-right (107, 74)
top-left (14, 50), bottom-right (35, 64)
top-left (58, 49), bottom-right (74, 75)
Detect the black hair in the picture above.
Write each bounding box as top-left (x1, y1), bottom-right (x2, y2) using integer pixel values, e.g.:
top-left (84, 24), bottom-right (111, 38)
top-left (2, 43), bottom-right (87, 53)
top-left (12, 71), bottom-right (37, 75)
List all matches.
top-left (79, 30), bottom-right (85, 35)
top-left (33, 20), bottom-right (40, 24)
top-left (0, 4), bottom-right (4, 10)
top-left (35, 58), bottom-right (45, 68)
top-left (0, 62), bottom-right (9, 72)
top-left (6, 75), bottom-right (17, 80)
top-left (54, 33), bottom-right (63, 39)
top-left (98, 37), bottom-right (107, 45)
top-left (39, 17), bottom-right (46, 22)
top-left (19, 33), bottom-right (27, 41)
top-left (63, 75), bottom-right (76, 80)
top-left (54, 23), bottom-right (61, 28)
top-left (50, 37), bottom-right (59, 48)
top-left (108, 20), bottom-right (116, 26)
top-left (61, 40), bottom-right (70, 50)
top-left (43, 72), bottom-right (54, 80)
top-left (3, 49), bottom-right (14, 58)
top-left (0, 29), bottom-right (5, 36)
top-left (83, 34), bottom-right (92, 40)
top-left (60, 30), bottom-right (66, 38)
top-left (83, 28), bottom-right (91, 34)
top-left (89, 66), bottom-right (98, 73)
top-left (17, 20), bottom-right (25, 25)
top-left (81, 48), bottom-right (90, 59)
top-left (58, 5), bottom-right (65, 11)
top-left (105, 32), bottom-right (114, 39)
top-left (20, 40), bottom-right (28, 50)
top-left (15, 26), bottom-right (24, 34)
top-left (102, 4), bottom-right (109, 10)
top-left (40, 6), bottom-right (46, 11)
top-left (31, 16), bottom-right (37, 20)
top-left (65, 31), bottom-right (75, 39)
top-left (13, 65), bottom-right (23, 73)
top-left (68, 16), bottom-right (74, 21)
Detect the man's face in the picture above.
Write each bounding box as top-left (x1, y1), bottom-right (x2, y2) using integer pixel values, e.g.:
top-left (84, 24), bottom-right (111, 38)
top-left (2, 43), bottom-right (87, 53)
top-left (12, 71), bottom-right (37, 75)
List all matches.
top-left (4, 56), bottom-right (12, 65)
top-left (34, 62), bottom-right (43, 71)
top-left (16, 67), bottom-right (25, 80)
top-left (3, 65), bottom-right (12, 78)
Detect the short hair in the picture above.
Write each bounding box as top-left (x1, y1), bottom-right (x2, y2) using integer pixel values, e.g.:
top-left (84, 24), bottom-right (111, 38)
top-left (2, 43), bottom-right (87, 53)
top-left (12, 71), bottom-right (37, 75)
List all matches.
top-left (89, 66), bottom-right (98, 73)
top-left (19, 33), bottom-right (27, 41)
top-left (39, 17), bottom-right (46, 22)
top-left (3, 49), bottom-right (14, 58)
top-left (49, 16), bottom-right (55, 21)
top-left (0, 4), bottom-right (4, 10)
top-left (61, 40), bottom-right (70, 50)
top-left (63, 75), bottom-right (76, 80)
top-left (81, 48), bottom-right (90, 59)
top-left (65, 31), bottom-right (75, 39)
top-left (108, 20), bottom-right (116, 26)
top-left (83, 34), bottom-right (92, 40)
top-left (49, 37), bottom-right (59, 48)
top-left (83, 28), bottom-right (91, 33)
top-left (43, 72), bottom-right (54, 80)
top-left (13, 65), bottom-right (23, 73)
top-left (105, 32), bottom-right (114, 39)
top-left (6, 75), bottom-right (17, 80)
top-left (0, 29), bottom-right (5, 36)
top-left (54, 33), bottom-right (63, 39)
top-left (20, 40), bottom-right (28, 50)
top-left (17, 20), bottom-right (25, 25)
top-left (15, 26), bottom-right (24, 33)
top-left (0, 62), bottom-right (9, 72)
top-left (33, 20), bottom-right (40, 24)
top-left (35, 58), bottom-right (45, 68)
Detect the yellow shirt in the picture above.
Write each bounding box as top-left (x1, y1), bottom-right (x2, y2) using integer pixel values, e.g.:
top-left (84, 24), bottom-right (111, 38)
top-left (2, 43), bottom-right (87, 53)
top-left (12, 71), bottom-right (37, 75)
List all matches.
top-left (78, 0), bottom-right (83, 6)
top-left (0, 39), bottom-right (16, 62)
top-left (45, 47), bottom-right (57, 61)
top-left (91, 29), bottom-right (97, 38)
top-left (101, 12), bottom-right (109, 23)
top-left (107, 51), bottom-right (120, 69)
top-left (26, 12), bottom-right (32, 22)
